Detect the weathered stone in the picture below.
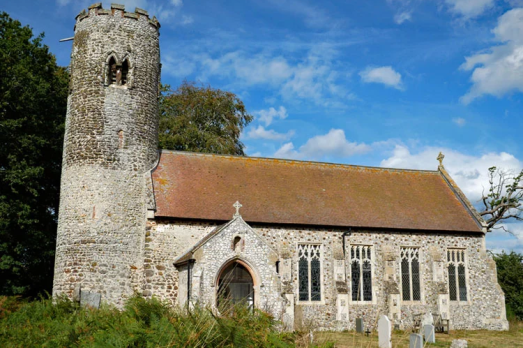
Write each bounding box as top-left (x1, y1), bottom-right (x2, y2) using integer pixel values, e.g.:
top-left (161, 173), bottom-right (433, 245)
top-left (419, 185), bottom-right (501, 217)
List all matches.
top-left (423, 324), bottom-right (435, 343)
top-left (450, 339), bottom-right (468, 348)
top-left (80, 291), bottom-right (101, 308)
top-left (409, 333), bottom-right (423, 348)
top-left (356, 318), bottom-right (364, 333)
top-left (378, 315), bottom-right (391, 348)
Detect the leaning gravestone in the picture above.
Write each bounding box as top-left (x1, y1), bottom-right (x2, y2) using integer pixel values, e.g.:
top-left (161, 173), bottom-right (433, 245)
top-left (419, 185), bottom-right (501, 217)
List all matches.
top-left (423, 324), bottom-right (435, 343)
top-left (80, 290), bottom-right (101, 309)
top-left (356, 318), bottom-right (364, 333)
top-left (409, 333), bottom-right (423, 348)
top-left (378, 315), bottom-right (391, 348)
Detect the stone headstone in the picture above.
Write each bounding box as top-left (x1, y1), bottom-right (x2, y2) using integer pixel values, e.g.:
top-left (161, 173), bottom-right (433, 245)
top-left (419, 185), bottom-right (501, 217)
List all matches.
top-left (423, 324), bottom-right (435, 343)
top-left (356, 318), bottom-right (364, 333)
top-left (378, 315), bottom-right (391, 348)
top-left (450, 339), bottom-right (468, 348)
top-left (421, 311), bottom-right (433, 326)
top-left (80, 290), bottom-right (101, 309)
top-left (73, 284), bottom-right (81, 303)
top-left (409, 333), bottom-right (423, 348)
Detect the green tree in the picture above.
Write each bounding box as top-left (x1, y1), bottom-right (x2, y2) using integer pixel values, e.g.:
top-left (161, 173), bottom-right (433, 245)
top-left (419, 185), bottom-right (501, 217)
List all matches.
top-left (492, 251), bottom-right (523, 320)
top-left (159, 81), bottom-right (253, 155)
top-left (0, 12), bottom-right (68, 296)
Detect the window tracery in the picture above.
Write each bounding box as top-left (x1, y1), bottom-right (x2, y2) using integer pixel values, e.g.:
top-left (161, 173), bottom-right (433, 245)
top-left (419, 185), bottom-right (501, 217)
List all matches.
top-left (401, 247), bottom-right (421, 301)
top-left (447, 249), bottom-right (467, 301)
top-left (350, 245), bottom-right (373, 302)
top-left (298, 244), bottom-right (322, 302)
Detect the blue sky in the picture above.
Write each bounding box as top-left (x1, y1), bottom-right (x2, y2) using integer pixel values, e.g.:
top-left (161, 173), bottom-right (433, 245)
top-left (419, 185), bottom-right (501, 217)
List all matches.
top-left (3, 0), bottom-right (523, 252)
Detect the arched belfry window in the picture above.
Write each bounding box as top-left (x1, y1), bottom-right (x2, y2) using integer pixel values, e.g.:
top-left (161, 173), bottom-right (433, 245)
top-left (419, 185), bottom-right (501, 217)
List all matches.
top-left (105, 55), bottom-right (132, 87)
top-left (121, 59), bottom-right (129, 86)
top-left (108, 56), bottom-right (117, 85)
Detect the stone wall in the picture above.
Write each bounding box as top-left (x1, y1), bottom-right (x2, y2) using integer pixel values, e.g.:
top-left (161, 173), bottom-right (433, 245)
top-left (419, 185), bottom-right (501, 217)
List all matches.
top-left (53, 3), bottom-right (160, 305)
top-left (147, 218), bottom-right (508, 331)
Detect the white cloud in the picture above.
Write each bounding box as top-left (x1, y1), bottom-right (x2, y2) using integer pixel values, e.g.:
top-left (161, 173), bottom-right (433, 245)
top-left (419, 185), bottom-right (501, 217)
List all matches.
top-left (380, 145), bottom-right (522, 203)
top-left (247, 126), bottom-right (294, 141)
top-left (166, 47), bottom-right (351, 107)
top-left (381, 144), bottom-right (523, 251)
top-left (255, 106), bottom-right (288, 126)
top-left (460, 9), bottom-right (523, 103)
top-left (274, 129), bottom-right (371, 160)
top-left (453, 117), bottom-right (466, 126)
top-left (360, 66), bottom-right (403, 90)
top-left (180, 15), bottom-right (193, 25)
top-left (171, 0), bottom-right (183, 6)
top-left (487, 223), bottom-right (523, 253)
top-left (444, 0), bottom-right (495, 18)
top-left (274, 142), bottom-right (300, 159)
top-left (394, 11), bottom-right (412, 24)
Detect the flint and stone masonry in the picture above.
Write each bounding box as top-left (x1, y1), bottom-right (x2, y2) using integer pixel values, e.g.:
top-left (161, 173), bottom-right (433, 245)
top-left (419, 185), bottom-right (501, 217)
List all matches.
top-left (53, 3), bottom-right (160, 306)
top-left (53, 3), bottom-right (508, 330)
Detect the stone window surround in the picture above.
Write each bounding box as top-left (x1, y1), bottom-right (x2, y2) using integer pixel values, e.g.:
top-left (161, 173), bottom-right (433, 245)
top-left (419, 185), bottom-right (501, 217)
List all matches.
top-left (399, 246), bottom-right (425, 304)
top-left (296, 243), bottom-right (325, 305)
top-left (349, 244), bottom-right (377, 305)
top-left (447, 248), bottom-right (471, 305)
top-left (103, 52), bottom-right (134, 88)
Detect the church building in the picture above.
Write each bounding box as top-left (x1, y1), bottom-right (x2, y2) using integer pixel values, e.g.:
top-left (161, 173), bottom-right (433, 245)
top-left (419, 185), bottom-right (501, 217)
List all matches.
top-left (52, 3), bottom-right (508, 331)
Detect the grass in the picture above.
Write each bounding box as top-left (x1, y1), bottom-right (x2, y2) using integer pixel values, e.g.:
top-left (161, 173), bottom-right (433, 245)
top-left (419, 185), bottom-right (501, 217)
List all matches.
top-left (315, 320), bottom-right (523, 348)
top-left (0, 295), bottom-right (327, 348)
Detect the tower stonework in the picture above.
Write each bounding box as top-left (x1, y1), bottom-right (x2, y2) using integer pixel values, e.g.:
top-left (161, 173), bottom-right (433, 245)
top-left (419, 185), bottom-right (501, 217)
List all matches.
top-left (53, 3), bottom-right (160, 305)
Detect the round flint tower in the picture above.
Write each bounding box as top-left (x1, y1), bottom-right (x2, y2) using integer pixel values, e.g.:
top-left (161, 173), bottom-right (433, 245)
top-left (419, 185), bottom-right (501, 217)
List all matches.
top-left (53, 3), bottom-right (160, 305)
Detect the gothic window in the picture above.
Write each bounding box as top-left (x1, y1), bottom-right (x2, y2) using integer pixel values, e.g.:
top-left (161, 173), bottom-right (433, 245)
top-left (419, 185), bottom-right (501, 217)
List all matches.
top-left (121, 59), bottom-right (129, 85)
top-left (447, 249), bottom-right (467, 301)
top-left (400, 247), bottom-right (421, 301)
top-left (108, 56), bottom-right (117, 85)
top-left (350, 245), bottom-right (373, 302)
top-left (298, 244), bottom-right (322, 302)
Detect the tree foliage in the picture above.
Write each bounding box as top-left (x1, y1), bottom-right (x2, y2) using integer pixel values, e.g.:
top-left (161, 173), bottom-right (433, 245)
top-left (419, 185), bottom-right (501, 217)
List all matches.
top-left (0, 12), bottom-right (68, 296)
top-left (492, 251), bottom-right (523, 320)
top-left (480, 166), bottom-right (523, 232)
top-left (159, 81), bottom-right (253, 156)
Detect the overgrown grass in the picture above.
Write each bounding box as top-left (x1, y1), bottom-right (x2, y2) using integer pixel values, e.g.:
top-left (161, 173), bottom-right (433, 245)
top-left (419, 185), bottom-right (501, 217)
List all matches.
top-left (316, 319), bottom-right (523, 348)
top-left (0, 295), bottom-right (326, 348)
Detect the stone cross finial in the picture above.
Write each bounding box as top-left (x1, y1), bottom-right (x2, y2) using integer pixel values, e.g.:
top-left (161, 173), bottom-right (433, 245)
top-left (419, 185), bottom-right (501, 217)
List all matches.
top-left (233, 201), bottom-right (242, 218)
top-left (437, 152), bottom-right (445, 166)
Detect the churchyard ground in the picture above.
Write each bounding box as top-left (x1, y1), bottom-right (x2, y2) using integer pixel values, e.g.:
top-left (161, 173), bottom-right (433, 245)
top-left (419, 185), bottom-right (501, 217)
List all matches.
top-left (315, 320), bottom-right (523, 347)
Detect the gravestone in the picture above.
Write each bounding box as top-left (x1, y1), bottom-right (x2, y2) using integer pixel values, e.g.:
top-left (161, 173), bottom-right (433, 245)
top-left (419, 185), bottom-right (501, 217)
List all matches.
top-left (356, 318), bottom-right (364, 333)
top-left (409, 333), bottom-right (423, 348)
top-left (421, 311), bottom-right (433, 326)
top-left (450, 339), bottom-right (468, 348)
top-left (423, 324), bottom-right (435, 343)
top-left (378, 315), bottom-right (391, 348)
top-left (80, 290), bottom-right (101, 309)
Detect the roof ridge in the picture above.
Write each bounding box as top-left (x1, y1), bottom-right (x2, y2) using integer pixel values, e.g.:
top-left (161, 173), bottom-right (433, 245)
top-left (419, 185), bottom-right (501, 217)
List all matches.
top-left (158, 149), bottom-right (439, 174)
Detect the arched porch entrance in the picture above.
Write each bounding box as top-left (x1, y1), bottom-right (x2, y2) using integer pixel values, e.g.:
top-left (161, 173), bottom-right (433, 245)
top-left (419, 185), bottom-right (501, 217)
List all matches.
top-left (216, 260), bottom-right (256, 311)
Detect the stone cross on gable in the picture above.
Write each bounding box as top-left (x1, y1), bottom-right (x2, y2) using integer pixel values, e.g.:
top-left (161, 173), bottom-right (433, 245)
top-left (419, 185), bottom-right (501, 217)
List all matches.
top-left (437, 152), bottom-right (445, 166)
top-left (233, 201), bottom-right (242, 218)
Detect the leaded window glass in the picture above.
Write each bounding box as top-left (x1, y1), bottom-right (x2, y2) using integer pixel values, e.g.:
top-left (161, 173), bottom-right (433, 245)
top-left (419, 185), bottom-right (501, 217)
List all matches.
top-left (350, 245), bottom-right (373, 302)
top-left (298, 244), bottom-right (322, 302)
top-left (400, 247), bottom-right (421, 301)
top-left (447, 249), bottom-right (467, 301)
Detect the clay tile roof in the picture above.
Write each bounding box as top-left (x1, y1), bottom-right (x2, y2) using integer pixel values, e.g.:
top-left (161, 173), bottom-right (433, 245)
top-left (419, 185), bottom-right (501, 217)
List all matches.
top-left (152, 151), bottom-right (482, 233)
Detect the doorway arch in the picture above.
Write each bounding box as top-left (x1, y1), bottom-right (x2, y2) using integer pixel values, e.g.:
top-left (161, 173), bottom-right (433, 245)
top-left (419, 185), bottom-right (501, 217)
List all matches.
top-left (216, 259), bottom-right (258, 311)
